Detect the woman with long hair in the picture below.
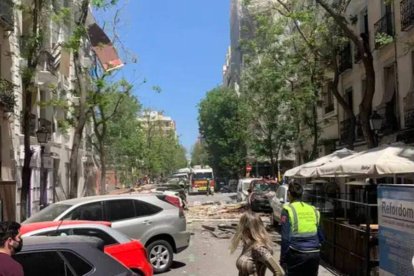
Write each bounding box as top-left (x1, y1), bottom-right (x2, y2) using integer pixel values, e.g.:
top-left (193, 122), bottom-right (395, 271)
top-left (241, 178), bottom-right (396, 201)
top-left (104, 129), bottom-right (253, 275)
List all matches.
top-left (230, 211), bottom-right (284, 276)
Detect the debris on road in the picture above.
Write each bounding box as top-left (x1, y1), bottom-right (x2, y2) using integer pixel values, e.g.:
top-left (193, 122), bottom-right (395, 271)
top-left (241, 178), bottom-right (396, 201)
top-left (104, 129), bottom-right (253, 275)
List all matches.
top-left (186, 202), bottom-right (246, 220)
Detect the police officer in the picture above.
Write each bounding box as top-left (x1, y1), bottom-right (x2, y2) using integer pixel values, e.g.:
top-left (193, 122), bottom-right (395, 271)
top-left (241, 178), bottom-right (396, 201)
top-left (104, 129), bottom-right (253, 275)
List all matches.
top-left (280, 182), bottom-right (324, 276)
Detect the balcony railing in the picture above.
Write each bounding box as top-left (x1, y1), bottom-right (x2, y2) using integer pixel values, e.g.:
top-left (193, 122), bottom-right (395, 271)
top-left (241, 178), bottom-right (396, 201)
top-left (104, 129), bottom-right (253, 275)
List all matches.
top-left (339, 43), bottom-right (352, 73)
top-left (374, 12), bottom-right (394, 48)
top-left (376, 106), bottom-right (399, 134)
top-left (401, 0), bottom-right (414, 31)
top-left (0, 0), bottom-right (14, 30)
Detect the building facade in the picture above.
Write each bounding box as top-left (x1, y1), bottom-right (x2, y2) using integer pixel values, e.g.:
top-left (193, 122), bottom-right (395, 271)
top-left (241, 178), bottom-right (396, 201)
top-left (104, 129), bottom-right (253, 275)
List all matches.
top-left (0, 0), bottom-right (109, 221)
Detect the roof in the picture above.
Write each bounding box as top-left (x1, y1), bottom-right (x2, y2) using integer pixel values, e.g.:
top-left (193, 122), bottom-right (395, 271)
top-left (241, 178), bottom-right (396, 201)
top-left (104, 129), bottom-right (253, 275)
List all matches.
top-left (22, 235), bottom-right (103, 248)
top-left (20, 220), bottom-right (111, 235)
top-left (52, 193), bottom-right (156, 206)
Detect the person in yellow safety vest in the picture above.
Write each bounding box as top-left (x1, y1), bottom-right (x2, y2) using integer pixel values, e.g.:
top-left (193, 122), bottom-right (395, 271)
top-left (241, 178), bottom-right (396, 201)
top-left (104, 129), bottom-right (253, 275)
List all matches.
top-left (280, 182), bottom-right (324, 276)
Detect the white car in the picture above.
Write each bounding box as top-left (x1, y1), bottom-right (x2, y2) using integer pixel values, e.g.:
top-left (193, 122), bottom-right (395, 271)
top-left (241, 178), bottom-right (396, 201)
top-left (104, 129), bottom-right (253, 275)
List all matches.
top-left (236, 178), bottom-right (260, 202)
top-left (269, 184), bottom-right (289, 226)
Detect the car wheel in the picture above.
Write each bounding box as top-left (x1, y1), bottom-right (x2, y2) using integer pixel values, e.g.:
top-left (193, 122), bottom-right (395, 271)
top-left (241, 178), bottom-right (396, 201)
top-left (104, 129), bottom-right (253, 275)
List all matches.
top-left (147, 240), bottom-right (173, 274)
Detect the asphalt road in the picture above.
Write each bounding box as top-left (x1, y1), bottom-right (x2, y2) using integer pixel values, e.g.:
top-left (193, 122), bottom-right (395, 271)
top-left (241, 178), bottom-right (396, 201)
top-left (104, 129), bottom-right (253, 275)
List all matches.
top-left (162, 193), bottom-right (336, 276)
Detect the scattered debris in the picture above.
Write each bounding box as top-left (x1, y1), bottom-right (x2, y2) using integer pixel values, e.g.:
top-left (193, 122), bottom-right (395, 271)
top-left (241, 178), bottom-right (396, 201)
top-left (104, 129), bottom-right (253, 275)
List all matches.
top-left (186, 202), bottom-right (246, 220)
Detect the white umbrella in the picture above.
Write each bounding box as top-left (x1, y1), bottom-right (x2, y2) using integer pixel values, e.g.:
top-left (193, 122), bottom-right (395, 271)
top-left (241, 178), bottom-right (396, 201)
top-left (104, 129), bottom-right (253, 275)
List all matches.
top-left (284, 148), bottom-right (355, 178)
top-left (316, 143), bottom-right (414, 177)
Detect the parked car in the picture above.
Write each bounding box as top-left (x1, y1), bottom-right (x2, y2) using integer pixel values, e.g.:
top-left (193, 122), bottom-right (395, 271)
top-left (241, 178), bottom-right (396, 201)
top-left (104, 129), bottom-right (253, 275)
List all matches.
top-left (249, 179), bottom-right (278, 213)
top-left (13, 235), bottom-right (136, 276)
top-left (269, 184), bottom-right (289, 226)
top-left (23, 194), bottom-right (191, 273)
top-left (236, 178), bottom-right (259, 202)
top-left (269, 180), bottom-right (337, 226)
top-left (20, 221), bottom-right (152, 276)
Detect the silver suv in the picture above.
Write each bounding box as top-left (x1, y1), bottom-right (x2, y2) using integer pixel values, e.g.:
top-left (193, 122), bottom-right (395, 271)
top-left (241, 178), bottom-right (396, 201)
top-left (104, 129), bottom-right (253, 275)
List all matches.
top-left (23, 194), bottom-right (191, 273)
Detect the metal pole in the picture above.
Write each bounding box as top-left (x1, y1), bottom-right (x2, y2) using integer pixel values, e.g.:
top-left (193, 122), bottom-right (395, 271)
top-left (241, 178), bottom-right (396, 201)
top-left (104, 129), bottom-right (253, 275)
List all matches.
top-left (40, 145), bottom-right (45, 208)
top-left (365, 203), bottom-right (371, 276)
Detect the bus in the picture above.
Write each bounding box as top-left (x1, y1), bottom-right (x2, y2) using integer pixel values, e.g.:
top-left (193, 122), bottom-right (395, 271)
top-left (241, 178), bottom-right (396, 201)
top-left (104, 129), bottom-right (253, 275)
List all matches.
top-left (190, 167), bottom-right (214, 193)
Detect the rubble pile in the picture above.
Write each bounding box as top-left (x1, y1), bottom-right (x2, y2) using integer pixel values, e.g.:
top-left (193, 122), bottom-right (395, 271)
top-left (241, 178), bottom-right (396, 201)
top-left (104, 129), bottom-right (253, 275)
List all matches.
top-left (186, 202), bottom-right (246, 221)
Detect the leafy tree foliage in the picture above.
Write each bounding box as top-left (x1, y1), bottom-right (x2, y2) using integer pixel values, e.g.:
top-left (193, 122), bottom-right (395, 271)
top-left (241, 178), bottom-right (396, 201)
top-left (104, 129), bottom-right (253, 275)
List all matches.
top-left (198, 87), bottom-right (249, 178)
top-left (190, 140), bottom-right (209, 167)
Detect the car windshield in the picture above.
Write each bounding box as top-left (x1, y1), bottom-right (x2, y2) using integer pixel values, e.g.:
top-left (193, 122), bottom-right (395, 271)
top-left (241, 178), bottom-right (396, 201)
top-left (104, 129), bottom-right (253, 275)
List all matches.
top-left (253, 183), bottom-right (277, 192)
top-left (242, 182), bottom-right (251, 190)
top-left (24, 204), bottom-right (72, 223)
top-left (193, 172), bottom-right (212, 180)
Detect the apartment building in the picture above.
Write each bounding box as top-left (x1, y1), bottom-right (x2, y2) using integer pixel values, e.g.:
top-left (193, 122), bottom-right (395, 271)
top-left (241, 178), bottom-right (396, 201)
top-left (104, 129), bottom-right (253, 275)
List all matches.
top-left (138, 111), bottom-right (177, 137)
top-left (313, 0), bottom-right (414, 157)
top-left (0, 0), bottom-right (120, 221)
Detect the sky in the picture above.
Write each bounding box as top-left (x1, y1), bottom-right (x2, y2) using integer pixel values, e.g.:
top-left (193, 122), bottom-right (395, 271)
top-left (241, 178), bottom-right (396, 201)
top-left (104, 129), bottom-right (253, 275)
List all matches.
top-left (98, 0), bottom-right (230, 154)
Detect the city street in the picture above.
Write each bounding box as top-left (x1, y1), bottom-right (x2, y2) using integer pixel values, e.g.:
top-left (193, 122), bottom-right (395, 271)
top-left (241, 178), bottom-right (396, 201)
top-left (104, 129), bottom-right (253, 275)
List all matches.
top-left (164, 193), bottom-right (336, 276)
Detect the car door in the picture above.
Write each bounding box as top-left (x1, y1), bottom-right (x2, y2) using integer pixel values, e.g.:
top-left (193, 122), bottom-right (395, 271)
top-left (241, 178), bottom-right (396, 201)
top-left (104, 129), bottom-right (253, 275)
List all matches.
top-left (104, 199), bottom-right (162, 240)
top-left (13, 250), bottom-right (93, 276)
top-left (272, 186), bottom-right (288, 222)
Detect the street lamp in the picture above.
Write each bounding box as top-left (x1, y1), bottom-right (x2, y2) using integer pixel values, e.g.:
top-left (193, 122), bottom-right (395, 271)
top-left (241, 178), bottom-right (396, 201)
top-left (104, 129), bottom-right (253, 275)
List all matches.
top-left (370, 111), bottom-right (382, 146)
top-left (36, 126), bottom-right (50, 208)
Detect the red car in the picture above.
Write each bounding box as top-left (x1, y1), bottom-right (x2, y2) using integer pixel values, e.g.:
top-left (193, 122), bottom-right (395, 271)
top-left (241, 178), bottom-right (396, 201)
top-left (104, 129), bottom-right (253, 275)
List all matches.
top-left (20, 220), bottom-right (153, 276)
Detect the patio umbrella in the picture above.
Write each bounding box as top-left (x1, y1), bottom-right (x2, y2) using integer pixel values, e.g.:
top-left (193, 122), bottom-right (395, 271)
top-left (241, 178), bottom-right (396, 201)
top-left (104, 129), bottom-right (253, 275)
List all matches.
top-left (284, 148), bottom-right (355, 178)
top-left (316, 143), bottom-right (414, 177)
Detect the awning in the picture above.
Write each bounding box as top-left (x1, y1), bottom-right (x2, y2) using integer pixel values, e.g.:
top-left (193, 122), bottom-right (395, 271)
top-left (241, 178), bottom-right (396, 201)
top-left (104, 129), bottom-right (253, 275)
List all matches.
top-left (284, 148), bottom-right (355, 178)
top-left (316, 143), bottom-right (414, 177)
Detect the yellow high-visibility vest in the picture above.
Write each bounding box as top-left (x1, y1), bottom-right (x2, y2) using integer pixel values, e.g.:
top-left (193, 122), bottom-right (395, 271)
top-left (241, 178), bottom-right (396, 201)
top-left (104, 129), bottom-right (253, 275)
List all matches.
top-left (283, 201), bottom-right (319, 237)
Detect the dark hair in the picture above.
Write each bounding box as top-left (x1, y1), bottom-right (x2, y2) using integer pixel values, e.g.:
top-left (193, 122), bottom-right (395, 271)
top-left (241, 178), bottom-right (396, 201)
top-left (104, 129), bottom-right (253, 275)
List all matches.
top-left (288, 182), bottom-right (303, 199)
top-left (0, 221), bottom-right (21, 247)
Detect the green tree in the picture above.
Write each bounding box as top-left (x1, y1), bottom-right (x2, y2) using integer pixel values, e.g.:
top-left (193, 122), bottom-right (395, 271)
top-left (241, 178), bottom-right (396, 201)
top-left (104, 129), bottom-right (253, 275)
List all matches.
top-left (190, 140), bottom-right (208, 167)
top-left (198, 87), bottom-right (249, 178)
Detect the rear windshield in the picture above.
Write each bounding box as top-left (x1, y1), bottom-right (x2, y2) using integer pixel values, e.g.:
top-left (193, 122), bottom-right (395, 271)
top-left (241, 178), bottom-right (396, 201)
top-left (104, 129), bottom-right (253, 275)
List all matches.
top-left (193, 172), bottom-right (213, 180)
top-left (24, 204), bottom-right (72, 223)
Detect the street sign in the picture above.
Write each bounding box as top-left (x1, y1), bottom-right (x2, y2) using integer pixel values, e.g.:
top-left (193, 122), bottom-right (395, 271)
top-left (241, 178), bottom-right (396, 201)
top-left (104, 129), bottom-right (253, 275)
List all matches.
top-left (378, 185), bottom-right (414, 276)
top-left (246, 164), bottom-right (252, 172)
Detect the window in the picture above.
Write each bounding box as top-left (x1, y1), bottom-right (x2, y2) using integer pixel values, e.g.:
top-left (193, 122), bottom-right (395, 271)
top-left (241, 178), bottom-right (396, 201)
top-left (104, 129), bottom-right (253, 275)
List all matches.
top-left (64, 202), bottom-right (103, 220)
top-left (104, 199), bottom-right (136, 221)
top-left (61, 251), bottom-right (93, 275)
top-left (33, 229), bottom-right (72, 237)
top-left (24, 204), bottom-right (72, 223)
top-left (13, 251), bottom-right (74, 276)
top-left (134, 200), bottom-right (162, 217)
top-left (323, 82), bottom-right (334, 114)
top-left (73, 228), bottom-right (118, 246)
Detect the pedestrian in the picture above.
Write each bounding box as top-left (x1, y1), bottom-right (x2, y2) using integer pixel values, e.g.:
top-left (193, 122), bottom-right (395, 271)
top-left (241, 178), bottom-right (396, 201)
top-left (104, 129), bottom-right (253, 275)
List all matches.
top-left (0, 221), bottom-right (24, 276)
top-left (230, 211), bottom-right (284, 276)
top-left (280, 182), bottom-right (324, 276)
top-left (206, 178), bottom-right (211, 196)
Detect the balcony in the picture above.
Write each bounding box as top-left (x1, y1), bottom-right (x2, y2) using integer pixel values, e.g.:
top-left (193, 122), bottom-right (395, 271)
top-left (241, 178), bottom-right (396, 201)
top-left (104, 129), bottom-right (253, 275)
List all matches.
top-left (401, 0), bottom-right (414, 31)
top-left (338, 43), bottom-right (352, 73)
top-left (0, 0), bottom-right (14, 31)
top-left (374, 12), bottom-right (394, 48)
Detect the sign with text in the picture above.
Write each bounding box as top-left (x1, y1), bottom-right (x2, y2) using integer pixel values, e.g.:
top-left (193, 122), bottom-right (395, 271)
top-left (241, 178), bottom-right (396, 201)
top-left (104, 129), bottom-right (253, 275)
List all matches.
top-left (378, 185), bottom-right (414, 276)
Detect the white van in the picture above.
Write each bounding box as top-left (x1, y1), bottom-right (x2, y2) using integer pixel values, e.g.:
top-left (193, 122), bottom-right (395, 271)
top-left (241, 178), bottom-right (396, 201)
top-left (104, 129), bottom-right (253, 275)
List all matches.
top-left (236, 178), bottom-right (260, 202)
